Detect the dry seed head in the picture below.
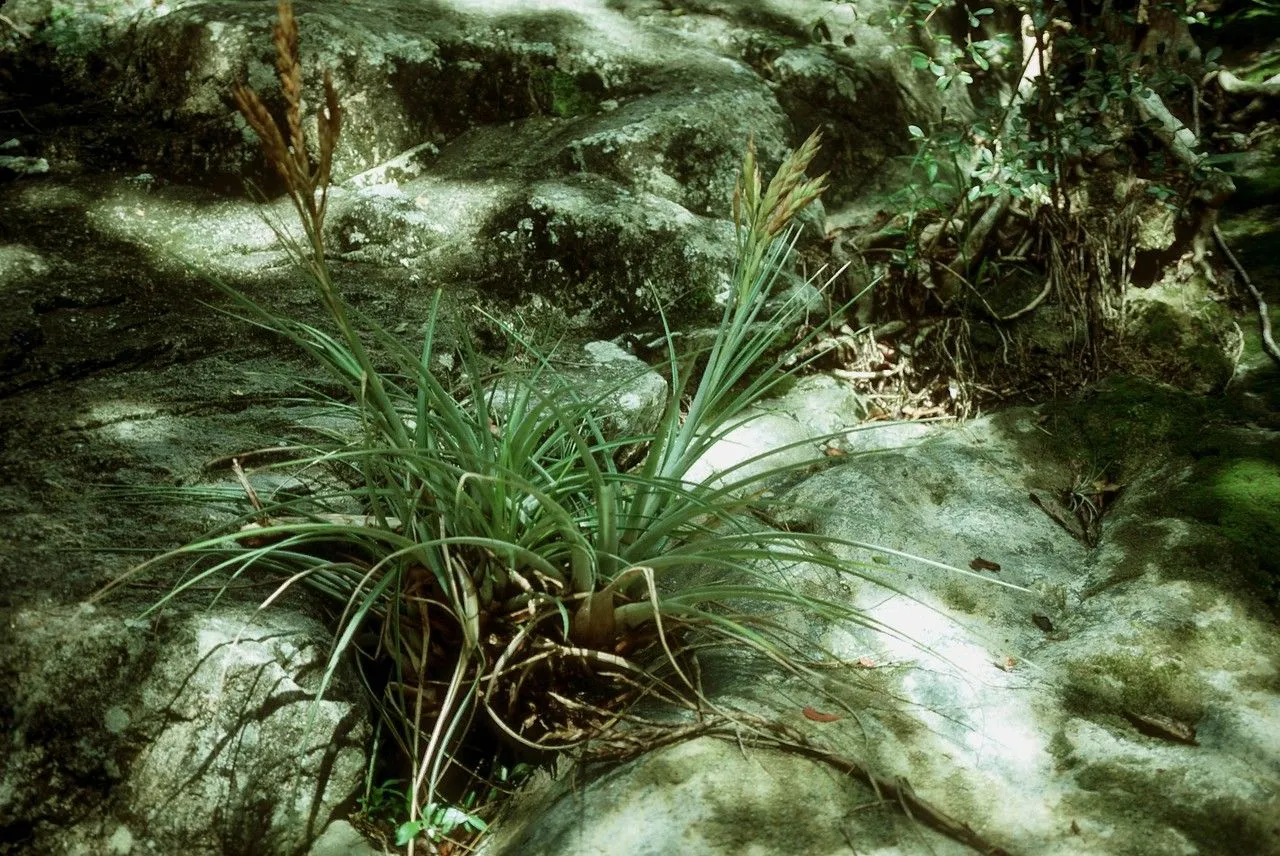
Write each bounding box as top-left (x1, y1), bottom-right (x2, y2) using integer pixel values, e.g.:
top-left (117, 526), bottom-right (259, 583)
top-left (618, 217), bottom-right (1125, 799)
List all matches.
top-left (736, 135), bottom-right (761, 219)
top-left (233, 83), bottom-right (294, 187)
top-left (272, 0), bottom-right (307, 175)
top-left (759, 131), bottom-right (826, 235)
top-left (794, 129), bottom-right (821, 167)
top-left (316, 69), bottom-right (342, 189)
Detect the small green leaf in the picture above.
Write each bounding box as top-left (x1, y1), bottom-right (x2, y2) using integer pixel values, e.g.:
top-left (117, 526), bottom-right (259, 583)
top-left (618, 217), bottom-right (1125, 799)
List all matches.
top-left (439, 807), bottom-right (477, 828)
top-left (908, 124), bottom-right (925, 138)
top-left (396, 821), bottom-right (426, 846)
top-left (911, 52), bottom-right (930, 70)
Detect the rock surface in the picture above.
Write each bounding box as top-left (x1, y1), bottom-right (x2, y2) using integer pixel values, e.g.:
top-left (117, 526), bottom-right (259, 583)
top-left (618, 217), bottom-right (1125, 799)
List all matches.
top-left (0, 604), bottom-right (368, 855)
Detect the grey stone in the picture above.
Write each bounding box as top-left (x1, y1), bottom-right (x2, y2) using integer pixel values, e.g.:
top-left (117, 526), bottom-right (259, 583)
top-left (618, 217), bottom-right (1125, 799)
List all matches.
top-left (0, 604), bottom-right (369, 855)
top-left (486, 339), bottom-right (667, 440)
top-left (480, 737), bottom-right (970, 856)
top-left (308, 820), bottom-right (384, 856)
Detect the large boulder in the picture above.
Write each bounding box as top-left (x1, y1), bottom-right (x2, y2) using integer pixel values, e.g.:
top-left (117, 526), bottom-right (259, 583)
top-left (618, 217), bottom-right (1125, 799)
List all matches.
top-left (478, 378), bottom-right (1280, 856)
top-left (0, 0), bottom-right (967, 353)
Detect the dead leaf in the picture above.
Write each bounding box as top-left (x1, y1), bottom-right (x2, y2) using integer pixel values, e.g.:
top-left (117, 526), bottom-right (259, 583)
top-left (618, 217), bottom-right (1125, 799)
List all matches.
top-left (969, 557), bottom-right (1001, 572)
top-left (802, 706), bottom-right (842, 722)
top-left (1032, 613), bottom-right (1055, 632)
top-left (995, 655), bottom-right (1017, 672)
top-left (855, 656), bottom-right (877, 669)
top-left (1123, 711), bottom-right (1199, 745)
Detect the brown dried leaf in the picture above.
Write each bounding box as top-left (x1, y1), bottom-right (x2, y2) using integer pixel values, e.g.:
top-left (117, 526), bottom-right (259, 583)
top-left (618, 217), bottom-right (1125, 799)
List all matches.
top-left (802, 706), bottom-right (841, 723)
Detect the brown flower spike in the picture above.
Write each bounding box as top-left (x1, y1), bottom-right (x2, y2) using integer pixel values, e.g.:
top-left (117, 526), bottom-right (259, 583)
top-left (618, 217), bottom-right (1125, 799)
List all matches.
top-left (232, 0), bottom-right (342, 232)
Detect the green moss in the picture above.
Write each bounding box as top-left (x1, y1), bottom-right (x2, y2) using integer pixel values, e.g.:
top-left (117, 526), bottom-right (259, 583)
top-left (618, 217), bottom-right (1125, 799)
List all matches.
top-left (532, 68), bottom-right (602, 118)
top-left (1178, 456), bottom-right (1280, 598)
top-left (1208, 458), bottom-right (1280, 545)
top-left (1046, 728), bottom-right (1077, 769)
top-left (1123, 301), bottom-right (1236, 392)
top-left (938, 579), bottom-right (980, 614)
top-left (1047, 377), bottom-right (1214, 479)
top-left (1062, 651), bottom-right (1211, 723)
top-left (1071, 762), bottom-right (1278, 855)
top-left (1231, 165), bottom-right (1280, 206)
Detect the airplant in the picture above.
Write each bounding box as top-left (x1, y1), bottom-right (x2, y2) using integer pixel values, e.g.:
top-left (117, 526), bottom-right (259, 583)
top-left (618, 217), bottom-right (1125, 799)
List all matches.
top-left (96, 2), bottom-right (1020, 851)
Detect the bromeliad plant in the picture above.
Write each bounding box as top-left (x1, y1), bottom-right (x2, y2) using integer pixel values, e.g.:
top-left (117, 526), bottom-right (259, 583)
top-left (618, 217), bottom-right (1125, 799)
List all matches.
top-left (97, 2), bottom-right (1017, 850)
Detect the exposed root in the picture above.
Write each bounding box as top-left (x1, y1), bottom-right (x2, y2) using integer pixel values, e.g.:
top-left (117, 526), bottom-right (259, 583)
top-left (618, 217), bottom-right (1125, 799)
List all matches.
top-left (1214, 225), bottom-right (1280, 366)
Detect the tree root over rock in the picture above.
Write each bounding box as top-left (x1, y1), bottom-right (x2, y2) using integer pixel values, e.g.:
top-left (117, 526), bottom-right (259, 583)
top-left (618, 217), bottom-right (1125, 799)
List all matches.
top-left (581, 712), bottom-right (1012, 856)
top-left (1214, 225), bottom-right (1280, 367)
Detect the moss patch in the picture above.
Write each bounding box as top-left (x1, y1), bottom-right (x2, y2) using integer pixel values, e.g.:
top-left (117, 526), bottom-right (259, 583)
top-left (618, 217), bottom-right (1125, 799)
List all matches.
top-left (1178, 456), bottom-right (1280, 596)
top-left (1070, 762), bottom-right (1280, 855)
top-left (937, 578), bottom-right (981, 614)
top-left (998, 376), bottom-right (1280, 606)
top-left (1123, 300), bottom-right (1235, 392)
top-left (1062, 651), bottom-right (1213, 724)
top-left (531, 68), bottom-right (603, 118)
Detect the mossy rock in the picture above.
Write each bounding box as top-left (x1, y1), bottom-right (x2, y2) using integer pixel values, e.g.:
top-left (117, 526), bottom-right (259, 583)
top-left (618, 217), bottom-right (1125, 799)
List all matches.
top-left (1178, 456), bottom-right (1280, 591)
top-left (1041, 377), bottom-right (1216, 479)
top-left (531, 67), bottom-right (604, 118)
top-left (1068, 760), bottom-right (1280, 856)
top-left (1062, 650), bottom-right (1212, 723)
top-left (1122, 294), bottom-right (1236, 394)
